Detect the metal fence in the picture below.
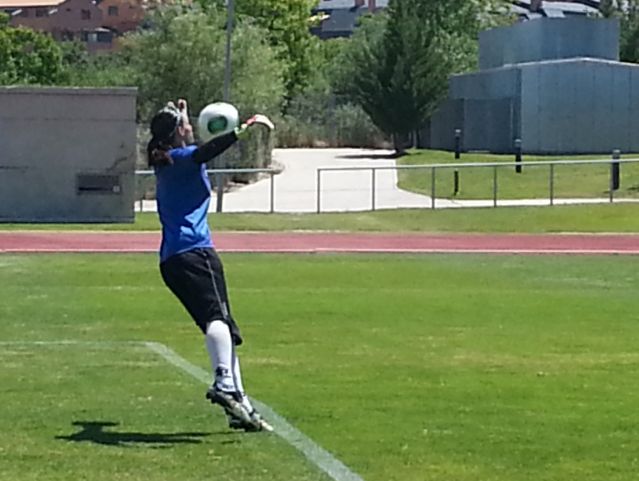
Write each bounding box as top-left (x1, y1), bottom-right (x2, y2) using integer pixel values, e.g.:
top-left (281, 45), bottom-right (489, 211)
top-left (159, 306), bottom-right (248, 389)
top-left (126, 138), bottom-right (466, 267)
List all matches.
top-left (135, 158), bottom-right (639, 214)
top-left (135, 168), bottom-right (278, 213)
top-left (316, 157), bottom-right (639, 213)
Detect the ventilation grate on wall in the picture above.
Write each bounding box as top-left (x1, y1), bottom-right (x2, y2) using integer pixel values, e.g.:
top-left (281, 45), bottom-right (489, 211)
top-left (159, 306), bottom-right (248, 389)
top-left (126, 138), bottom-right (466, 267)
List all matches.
top-left (76, 174), bottom-right (121, 195)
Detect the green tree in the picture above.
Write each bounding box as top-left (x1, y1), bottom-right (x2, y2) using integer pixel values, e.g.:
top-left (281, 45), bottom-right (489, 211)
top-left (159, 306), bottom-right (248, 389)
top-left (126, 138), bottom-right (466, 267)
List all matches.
top-left (0, 23), bottom-right (65, 85)
top-left (334, 0), bottom-right (502, 154)
top-left (61, 44), bottom-right (136, 88)
top-left (233, 0), bottom-right (319, 99)
top-left (121, 6), bottom-right (286, 120)
top-left (600, 0), bottom-right (639, 63)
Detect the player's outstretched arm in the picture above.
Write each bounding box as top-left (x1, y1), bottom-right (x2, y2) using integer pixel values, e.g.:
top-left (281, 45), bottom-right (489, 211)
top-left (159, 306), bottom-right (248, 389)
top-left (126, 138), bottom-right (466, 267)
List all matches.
top-left (192, 131), bottom-right (239, 164)
top-left (193, 114), bottom-right (275, 164)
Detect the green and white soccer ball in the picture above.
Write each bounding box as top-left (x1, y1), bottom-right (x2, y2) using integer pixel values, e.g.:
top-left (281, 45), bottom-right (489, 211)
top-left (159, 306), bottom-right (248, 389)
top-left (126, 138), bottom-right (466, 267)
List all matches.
top-left (197, 102), bottom-right (239, 142)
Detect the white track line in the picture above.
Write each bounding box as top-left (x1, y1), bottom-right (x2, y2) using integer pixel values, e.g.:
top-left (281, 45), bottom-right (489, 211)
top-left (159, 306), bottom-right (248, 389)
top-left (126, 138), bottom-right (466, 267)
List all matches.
top-left (2, 247), bottom-right (639, 255)
top-left (0, 340), bottom-right (366, 481)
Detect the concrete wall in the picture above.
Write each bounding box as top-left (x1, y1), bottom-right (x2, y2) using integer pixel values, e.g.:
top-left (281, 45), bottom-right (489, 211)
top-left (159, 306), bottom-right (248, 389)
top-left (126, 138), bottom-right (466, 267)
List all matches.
top-left (479, 17), bottom-right (619, 70)
top-left (519, 59), bottom-right (639, 154)
top-left (427, 67), bottom-right (520, 152)
top-left (463, 99), bottom-right (515, 152)
top-left (0, 87), bottom-right (137, 222)
top-left (450, 66), bottom-right (521, 100)
top-left (428, 99), bottom-right (464, 151)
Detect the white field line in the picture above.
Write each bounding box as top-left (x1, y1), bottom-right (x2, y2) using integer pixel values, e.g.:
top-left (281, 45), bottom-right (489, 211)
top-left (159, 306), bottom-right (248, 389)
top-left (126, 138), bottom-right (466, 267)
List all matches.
top-left (0, 340), bottom-right (366, 481)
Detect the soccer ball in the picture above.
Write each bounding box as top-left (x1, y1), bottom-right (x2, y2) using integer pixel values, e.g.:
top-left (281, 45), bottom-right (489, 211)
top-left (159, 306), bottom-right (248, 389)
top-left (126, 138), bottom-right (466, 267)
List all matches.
top-left (197, 102), bottom-right (239, 142)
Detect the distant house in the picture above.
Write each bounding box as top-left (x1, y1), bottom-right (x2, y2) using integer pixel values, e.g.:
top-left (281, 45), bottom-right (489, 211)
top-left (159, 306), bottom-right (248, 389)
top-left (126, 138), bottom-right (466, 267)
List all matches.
top-left (311, 0), bottom-right (600, 39)
top-left (310, 1), bottom-right (603, 39)
top-left (311, 0), bottom-right (388, 39)
top-left (512, 1), bottom-right (601, 19)
top-left (1, 0), bottom-right (113, 52)
top-left (97, 0), bottom-right (145, 35)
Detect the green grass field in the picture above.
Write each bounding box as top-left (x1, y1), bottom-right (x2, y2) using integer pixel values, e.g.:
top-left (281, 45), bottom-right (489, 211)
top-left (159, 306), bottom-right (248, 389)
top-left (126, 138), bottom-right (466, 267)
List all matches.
top-left (398, 150), bottom-right (639, 200)
top-left (2, 253), bottom-right (639, 481)
top-left (1, 203), bottom-right (639, 233)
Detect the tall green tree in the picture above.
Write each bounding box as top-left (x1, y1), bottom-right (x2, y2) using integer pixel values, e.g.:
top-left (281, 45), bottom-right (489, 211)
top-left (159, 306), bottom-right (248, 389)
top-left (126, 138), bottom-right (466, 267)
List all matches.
top-left (233, 0), bottom-right (319, 99)
top-left (0, 19), bottom-right (65, 85)
top-left (335, 0), bottom-right (504, 153)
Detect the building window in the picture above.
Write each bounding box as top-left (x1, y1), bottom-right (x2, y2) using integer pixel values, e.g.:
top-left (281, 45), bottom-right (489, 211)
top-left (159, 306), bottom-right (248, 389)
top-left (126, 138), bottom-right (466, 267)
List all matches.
top-left (97, 31), bottom-right (112, 43)
top-left (81, 9), bottom-right (91, 19)
top-left (19, 8), bottom-right (29, 16)
top-left (35, 8), bottom-right (47, 17)
top-left (108, 6), bottom-right (118, 16)
top-left (76, 174), bottom-right (121, 195)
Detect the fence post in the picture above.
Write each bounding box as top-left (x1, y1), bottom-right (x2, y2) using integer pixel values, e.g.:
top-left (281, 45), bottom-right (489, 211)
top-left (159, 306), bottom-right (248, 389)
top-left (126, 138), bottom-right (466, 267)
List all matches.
top-left (270, 171), bottom-right (275, 213)
top-left (453, 169), bottom-right (460, 196)
top-left (493, 166), bottom-right (498, 207)
top-left (316, 169), bottom-right (322, 214)
top-left (454, 129), bottom-right (462, 160)
top-left (137, 176), bottom-right (142, 213)
top-left (514, 138), bottom-right (522, 173)
top-left (611, 150), bottom-right (621, 200)
top-left (371, 168), bottom-right (376, 211)
top-left (431, 167), bottom-right (436, 209)
top-left (549, 163), bottom-right (554, 206)
top-left (215, 170), bottom-right (224, 213)
top-left (138, 175), bottom-right (147, 213)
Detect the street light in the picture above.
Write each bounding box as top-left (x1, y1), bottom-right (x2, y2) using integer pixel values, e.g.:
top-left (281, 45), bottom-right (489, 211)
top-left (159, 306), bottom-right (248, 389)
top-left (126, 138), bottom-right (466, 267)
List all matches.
top-left (216, 0), bottom-right (234, 212)
top-left (223, 0), bottom-right (234, 103)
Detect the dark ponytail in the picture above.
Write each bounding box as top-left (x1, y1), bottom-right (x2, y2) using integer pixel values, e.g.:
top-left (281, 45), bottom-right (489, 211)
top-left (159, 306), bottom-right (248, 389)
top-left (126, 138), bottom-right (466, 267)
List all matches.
top-left (147, 137), bottom-right (173, 167)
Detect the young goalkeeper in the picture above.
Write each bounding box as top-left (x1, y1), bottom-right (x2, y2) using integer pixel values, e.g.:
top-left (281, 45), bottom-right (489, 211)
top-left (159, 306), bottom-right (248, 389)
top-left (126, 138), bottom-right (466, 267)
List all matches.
top-left (148, 99), bottom-right (273, 432)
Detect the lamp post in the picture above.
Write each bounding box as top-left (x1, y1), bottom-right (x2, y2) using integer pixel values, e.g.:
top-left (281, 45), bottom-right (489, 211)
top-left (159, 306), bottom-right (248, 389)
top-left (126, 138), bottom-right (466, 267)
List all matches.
top-left (223, 0), bottom-right (234, 103)
top-left (216, 0), bottom-right (235, 213)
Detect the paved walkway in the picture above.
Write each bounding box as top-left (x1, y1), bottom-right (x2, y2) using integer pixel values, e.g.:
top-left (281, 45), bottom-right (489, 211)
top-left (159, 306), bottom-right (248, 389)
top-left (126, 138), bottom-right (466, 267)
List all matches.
top-left (135, 148), bottom-right (638, 213)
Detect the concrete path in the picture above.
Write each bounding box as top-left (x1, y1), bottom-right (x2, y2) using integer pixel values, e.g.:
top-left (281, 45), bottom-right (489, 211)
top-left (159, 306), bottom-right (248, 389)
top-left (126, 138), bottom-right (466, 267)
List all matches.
top-left (136, 148), bottom-right (637, 213)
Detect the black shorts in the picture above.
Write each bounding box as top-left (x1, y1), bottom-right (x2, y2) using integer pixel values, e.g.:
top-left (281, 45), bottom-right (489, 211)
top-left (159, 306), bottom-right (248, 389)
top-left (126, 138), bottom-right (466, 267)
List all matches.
top-left (159, 247), bottom-right (243, 345)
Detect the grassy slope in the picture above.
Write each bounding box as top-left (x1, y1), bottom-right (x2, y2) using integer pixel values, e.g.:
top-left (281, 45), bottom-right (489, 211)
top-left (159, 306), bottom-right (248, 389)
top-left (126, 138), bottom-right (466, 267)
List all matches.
top-left (397, 150), bottom-right (639, 200)
top-left (1, 254), bottom-right (639, 481)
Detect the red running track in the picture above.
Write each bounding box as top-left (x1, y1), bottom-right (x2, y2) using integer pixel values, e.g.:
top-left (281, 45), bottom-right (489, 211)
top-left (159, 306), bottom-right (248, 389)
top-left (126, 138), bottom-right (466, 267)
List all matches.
top-left (0, 231), bottom-right (638, 254)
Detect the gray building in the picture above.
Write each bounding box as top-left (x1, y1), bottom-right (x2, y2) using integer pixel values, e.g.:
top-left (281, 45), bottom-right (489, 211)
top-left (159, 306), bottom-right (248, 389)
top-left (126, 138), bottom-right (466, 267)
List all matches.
top-left (0, 87), bottom-right (137, 222)
top-left (425, 16), bottom-right (639, 154)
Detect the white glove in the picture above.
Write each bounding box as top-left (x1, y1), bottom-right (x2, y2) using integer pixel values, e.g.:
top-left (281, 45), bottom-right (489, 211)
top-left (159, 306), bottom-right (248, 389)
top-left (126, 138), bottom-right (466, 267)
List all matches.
top-left (235, 114), bottom-right (275, 138)
top-left (245, 114), bottom-right (275, 130)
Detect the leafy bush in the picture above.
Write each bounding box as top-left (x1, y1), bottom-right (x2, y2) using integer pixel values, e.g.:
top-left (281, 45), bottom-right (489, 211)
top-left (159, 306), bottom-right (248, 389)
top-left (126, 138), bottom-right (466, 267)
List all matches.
top-left (275, 101), bottom-right (388, 148)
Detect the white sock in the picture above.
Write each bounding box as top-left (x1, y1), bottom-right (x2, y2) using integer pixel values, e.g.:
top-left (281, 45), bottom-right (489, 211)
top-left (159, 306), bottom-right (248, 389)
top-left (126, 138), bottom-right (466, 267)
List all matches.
top-left (204, 320), bottom-right (235, 392)
top-left (232, 355), bottom-right (254, 413)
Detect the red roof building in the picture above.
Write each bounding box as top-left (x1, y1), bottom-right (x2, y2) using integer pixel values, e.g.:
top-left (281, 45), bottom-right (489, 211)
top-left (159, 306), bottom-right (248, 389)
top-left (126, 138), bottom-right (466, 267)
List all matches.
top-left (1, 0), bottom-right (114, 52)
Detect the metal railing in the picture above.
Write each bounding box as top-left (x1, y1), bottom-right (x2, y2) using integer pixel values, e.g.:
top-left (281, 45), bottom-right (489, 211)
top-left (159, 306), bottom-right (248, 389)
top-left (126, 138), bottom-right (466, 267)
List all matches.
top-left (316, 156), bottom-right (639, 213)
top-left (135, 168), bottom-right (278, 213)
